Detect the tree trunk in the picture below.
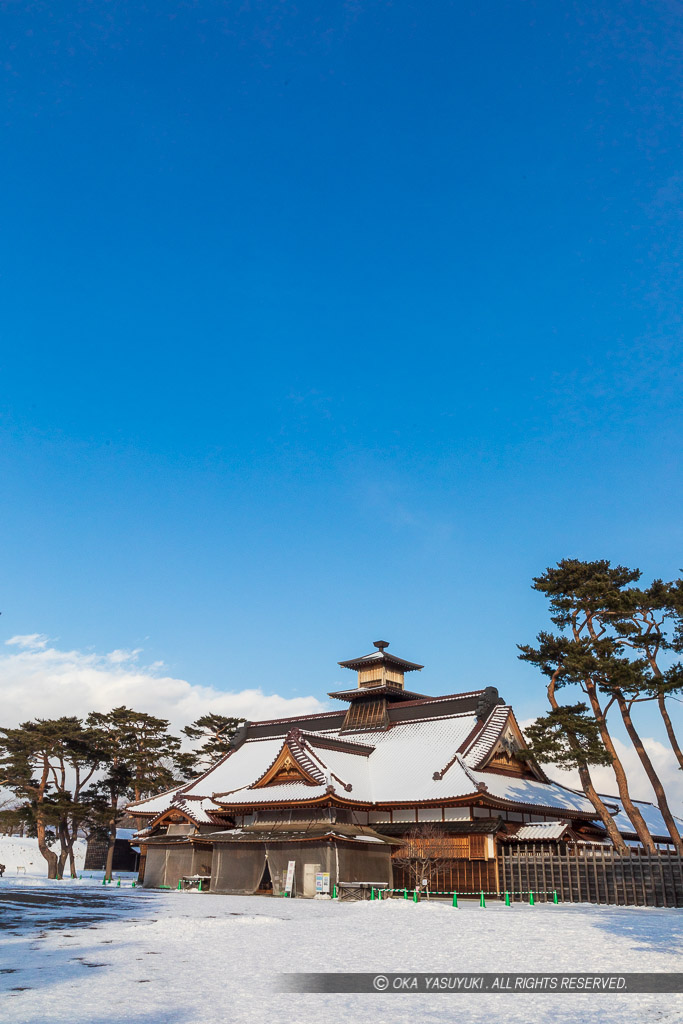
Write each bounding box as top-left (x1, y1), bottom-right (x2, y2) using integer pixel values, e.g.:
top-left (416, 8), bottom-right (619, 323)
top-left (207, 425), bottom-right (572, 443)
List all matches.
top-left (56, 819), bottom-right (71, 880)
top-left (104, 805), bottom-right (117, 881)
top-left (583, 679), bottom-right (657, 852)
top-left (546, 679), bottom-right (629, 853)
top-left (615, 693), bottom-right (683, 854)
top-left (66, 820), bottom-right (79, 878)
top-left (656, 692), bottom-right (683, 772)
top-left (68, 844), bottom-right (77, 879)
top-left (36, 816), bottom-right (58, 879)
top-left (576, 762), bottom-right (630, 854)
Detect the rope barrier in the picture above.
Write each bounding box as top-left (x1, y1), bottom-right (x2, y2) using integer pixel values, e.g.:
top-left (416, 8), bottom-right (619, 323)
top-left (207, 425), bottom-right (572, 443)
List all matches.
top-left (366, 888), bottom-right (560, 897)
top-left (361, 886), bottom-right (562, 906)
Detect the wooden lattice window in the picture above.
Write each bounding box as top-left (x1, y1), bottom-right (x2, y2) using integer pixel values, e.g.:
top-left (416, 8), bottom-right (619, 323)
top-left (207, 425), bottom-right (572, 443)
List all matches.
top-left (469, 834), bottom-right (487, 860)
top-left (341, 698), bottom-right (389, 732)
top-left (396, 836), bottom-right (469, 859)
top-left (392, 832), bottom-right (491, 862)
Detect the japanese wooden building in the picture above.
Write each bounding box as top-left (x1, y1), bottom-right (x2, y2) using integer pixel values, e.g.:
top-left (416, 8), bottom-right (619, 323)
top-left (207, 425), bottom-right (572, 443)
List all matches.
top-left (128, 641), bottom-right (679, 896)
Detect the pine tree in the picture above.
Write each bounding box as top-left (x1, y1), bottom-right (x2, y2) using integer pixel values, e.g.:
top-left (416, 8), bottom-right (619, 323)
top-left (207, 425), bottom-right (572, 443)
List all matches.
top-left (0, 717), bottom-right (101, 878)
top-left (87, 707), bottom-right (184, 880)
top-left (525, 559), bottom-right (683, 854)
top-left (519, 698), bottom-right (628, 852)
top-left (181, 714), bottom-right (245, 776)
top-left (607, 577), bottom-right (683, 773)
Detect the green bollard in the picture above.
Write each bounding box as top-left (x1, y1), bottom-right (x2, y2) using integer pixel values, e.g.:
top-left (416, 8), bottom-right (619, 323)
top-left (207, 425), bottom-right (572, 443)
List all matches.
top-left (529, 891), bottom-right (535, 906)
top-left (452, 891), bottom-right (458, 908)
top-left (177, 880), bottom-right (182, 890)
top-left (479, 891), bottom-right (486, 908)
top-left (332, 885), bottom-right (337, 899)
top-left (198, 879), bottom-right (203, 892)
top-left (403, 888), bottom-right (408, 900)
top-left (132, 881), bottom-right (136, 888)
top-left (553, 890), bottom-right (558, 904)
top-left (413, 890), bottom-right (418, 903)
top-left (102, 878), bottom-right (106, 886)
top-left (370, 887), bottom-right (375, 901)
top-left (505, 891), bottom-right (510, 906)
top-left (117, 879), bottom-right (121, 887)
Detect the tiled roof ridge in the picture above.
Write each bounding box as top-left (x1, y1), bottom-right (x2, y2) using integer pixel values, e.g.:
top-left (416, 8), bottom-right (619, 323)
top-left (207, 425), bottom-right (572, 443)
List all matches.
top-left (432, 717), bottom-right (489, 781)
top-left (286, 729), bottom-right (328, 787)
top-left (392, 689), bottom-right (491, 710)
top-left (246, 708), bottom-right (346, 728)
top-left (247, 689), bottom-right (492, 729)
top-left (301, 732), bottom-right (375, 756)
top-left (327, 692), bottom-right (489, 708)
top-left (292, 731), bottom-right (355, 793)
top-left (211, 781), bottom-right (266, 799)
top-left (454, 753), bottom-right (488, 791)
top-left (240, 708), bottom-right (478, 745)
top-left (461, 705), bottom-right (511, 768)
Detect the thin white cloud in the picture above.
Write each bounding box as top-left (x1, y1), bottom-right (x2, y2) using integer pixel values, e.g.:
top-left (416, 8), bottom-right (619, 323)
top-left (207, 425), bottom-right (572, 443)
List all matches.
top-left (0, 637), bottom-right (328, 733)
top-left (5, 634), bottom-right (50, 650)
top-left (105, 648), bottom-right (143, 665)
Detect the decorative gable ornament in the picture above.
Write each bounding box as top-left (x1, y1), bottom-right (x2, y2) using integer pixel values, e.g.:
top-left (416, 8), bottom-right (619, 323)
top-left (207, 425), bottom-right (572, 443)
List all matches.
top-left (251, 737), bottom-right (324, 788)
top-left (484, 723), bottom-right (546, 780)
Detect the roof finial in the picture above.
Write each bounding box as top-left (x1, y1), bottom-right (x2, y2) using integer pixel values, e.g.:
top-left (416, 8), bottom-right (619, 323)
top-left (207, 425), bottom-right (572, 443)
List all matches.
top-left (373, 640), bottom-right (389, 651)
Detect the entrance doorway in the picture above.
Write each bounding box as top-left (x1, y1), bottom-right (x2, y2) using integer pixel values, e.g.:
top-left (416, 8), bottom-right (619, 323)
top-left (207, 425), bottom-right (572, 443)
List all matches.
top-left (256, 860), bottom-right (273, 895)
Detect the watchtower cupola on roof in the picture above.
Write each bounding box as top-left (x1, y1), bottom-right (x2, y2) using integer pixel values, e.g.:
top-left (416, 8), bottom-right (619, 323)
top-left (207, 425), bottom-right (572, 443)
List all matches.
top-left (330, 641), bottom-right (426, 733)
top-left (337, 640), bottom-right (424, 692)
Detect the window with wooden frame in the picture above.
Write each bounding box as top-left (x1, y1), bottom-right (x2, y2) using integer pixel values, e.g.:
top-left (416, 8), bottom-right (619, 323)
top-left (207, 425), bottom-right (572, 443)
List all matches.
top-left (393, 834), bottom-right (490, 860)
top-left (468, 834), bottom-right (487, 860)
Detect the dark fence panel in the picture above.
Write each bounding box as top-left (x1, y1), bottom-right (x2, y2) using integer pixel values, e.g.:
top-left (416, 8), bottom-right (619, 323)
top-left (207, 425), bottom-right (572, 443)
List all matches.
top-left (84, 838), bottom-right (140, 872)
top-left (498, 844), bottom-right (683, 908)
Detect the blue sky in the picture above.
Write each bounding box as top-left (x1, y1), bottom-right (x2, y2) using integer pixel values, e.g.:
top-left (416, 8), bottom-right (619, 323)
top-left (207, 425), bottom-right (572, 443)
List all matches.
top-left (1, 1), bottom-right (682, 730)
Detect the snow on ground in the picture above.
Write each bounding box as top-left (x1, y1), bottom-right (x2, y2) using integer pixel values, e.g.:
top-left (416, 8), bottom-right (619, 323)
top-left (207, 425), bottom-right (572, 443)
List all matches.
top-left (0, 836), bottom-right (87, 876)
top-left (0, 880), bottom-right (681, 1024)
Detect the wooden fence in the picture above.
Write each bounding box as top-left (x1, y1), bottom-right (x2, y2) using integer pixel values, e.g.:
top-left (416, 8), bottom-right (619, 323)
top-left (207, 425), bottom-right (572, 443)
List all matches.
top-left (498, 843), bottom-right (683, 907)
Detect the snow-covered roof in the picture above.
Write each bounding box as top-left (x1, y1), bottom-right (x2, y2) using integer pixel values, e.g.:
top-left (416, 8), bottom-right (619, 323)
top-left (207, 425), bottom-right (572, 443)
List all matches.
top-left (168, 798), bottom-right (221, 826)
top-left (467, 770), bottom-right (595, 814)
top-left (461, 704), bottom-right (510, 768)
top-left (127, 785), bottom-right (187, 817)
top-left (130, 697), bottom-right (598, 821)
top-left (337, 644), bottom-right (424, 673)
top-left (596, 794), bottom-right (683, 842)
top-left (512, 822), bottom-right (571, 841)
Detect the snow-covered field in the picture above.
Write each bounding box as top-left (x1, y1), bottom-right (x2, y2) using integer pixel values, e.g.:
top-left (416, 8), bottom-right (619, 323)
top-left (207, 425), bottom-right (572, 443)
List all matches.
top-left (0, 878), bottom-right (681, 1024)
top-left (0, 836), bottom-right (88, 876)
